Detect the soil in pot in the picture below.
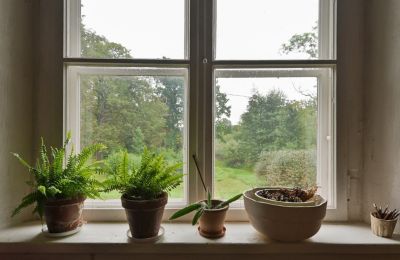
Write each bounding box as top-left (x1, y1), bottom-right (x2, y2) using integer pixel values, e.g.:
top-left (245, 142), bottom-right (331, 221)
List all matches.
top-left (198, 200), bottom-right (228, 238)
top-left (122, 192), bottom-right (168, 239)
top-left (44, 196), bottom-right (85, 233)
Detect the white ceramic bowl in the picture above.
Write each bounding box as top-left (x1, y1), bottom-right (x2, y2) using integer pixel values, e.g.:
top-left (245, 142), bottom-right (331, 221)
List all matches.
top-left (244, 188), bottom-right (327, 242)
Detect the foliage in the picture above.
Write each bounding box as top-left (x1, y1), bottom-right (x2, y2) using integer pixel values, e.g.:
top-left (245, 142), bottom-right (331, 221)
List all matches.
top-left (215, 133), bottom-right (246, 168)
top-left (254, 149), bottom-right (316, 188)
top-left (169, 192), bottom-right (242, 225)
top-left (11, 133), bottom-right (105, 219)
top-left (169, 155), bottom-right (242, 225)
top-left (81, 24), bottom-right (132, 58)
top-left (281, 25), bottom-right (318, 59)
top-left (372, 204), bottom-right (399, 220)
top-left (102, 148), bottom-right (183, 200)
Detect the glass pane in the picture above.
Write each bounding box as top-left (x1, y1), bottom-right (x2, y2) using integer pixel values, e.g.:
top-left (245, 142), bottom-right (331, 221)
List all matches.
top-left (79, 67), bottom-right (187, 201)
top-left (215, 0), bottom-right (320, 60)
top-left (214, 68), bottom-right (319, 199)
top-left (79, 0), bottom-right (186, 59)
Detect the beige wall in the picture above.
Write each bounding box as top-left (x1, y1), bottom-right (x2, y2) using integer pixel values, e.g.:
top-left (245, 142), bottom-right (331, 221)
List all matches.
top-left (0, 0), bottom-right (36, 228)
top-left (33, 0), bottom-right (64, 149)
top-left (363, 0), bottom-right (400, 232)
top-left (337, 0), bottom-right (365, 221)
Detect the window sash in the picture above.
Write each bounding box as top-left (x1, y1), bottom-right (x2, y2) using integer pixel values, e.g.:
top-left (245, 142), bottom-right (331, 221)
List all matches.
top-left (64, 0), bottom-right (343, 221)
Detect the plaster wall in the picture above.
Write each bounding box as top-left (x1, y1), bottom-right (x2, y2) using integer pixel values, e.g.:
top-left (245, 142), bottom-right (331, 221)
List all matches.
top-left (0, 0), bottom-right (36, 228)
top-left (336, 0), bottom-right (365, 221)
top-left (363, 0), bottom-right (400, 233)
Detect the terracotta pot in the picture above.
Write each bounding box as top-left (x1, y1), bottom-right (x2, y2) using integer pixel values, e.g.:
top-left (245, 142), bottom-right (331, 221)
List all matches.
top-left (121, 192), bottom-right (168, 239)
top-left (44, 196), bottom-right (85, 233)
top-left (370, 213), bottom-right (398, 238)
top-left (244, 188), bottom-right (327, 242)
top-left (198, 200), bottom-right (228, 238)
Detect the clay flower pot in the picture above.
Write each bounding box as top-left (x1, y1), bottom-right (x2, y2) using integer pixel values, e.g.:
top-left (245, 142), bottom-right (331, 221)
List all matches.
top-left (198, 200), bottom-right (228, 238)
top-left (44, 196), bottom-right (85, 233)
top-left (370, 213), bottom-right (398, 238)
top-left (122, 192), bottom-right (168, 239)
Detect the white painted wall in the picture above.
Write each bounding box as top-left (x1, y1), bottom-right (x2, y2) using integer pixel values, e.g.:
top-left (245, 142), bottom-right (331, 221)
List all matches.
top-left (0, 0), bottom-right (36, 228)
top-left (363, 0), bottom-right (400, 233)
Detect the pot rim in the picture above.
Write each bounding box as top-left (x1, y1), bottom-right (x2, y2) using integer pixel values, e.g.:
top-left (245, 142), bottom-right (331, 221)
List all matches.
top-left (121, 191), bottom-right (168, 203)
top-left (44, 196), bottom-right (86, 206)
top-left (243, 188), bottom-right (327, 208)
top-left (199, 199), bottom-right (229, 211)
top-left (370, 213), bottom-right (398, 222)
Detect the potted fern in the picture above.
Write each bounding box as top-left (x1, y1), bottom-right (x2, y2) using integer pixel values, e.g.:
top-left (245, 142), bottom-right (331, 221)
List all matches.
top-left (12, 133), bottom-right (105, 234)
top-left (103, 149), bottom-right (182, 239)
top-left (169, 155), bottom-right (242, 238)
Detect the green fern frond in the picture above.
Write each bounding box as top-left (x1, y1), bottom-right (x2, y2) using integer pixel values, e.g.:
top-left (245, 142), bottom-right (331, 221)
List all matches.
top-left (12, 191), bottom-right (43, 217)
top-left (11, 134), bottom-right (104, 218)
top-left (104, 148), bottom-right (183, 200)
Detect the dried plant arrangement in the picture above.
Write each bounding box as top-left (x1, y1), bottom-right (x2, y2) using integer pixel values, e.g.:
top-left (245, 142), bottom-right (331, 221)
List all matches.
top-left (372, 203), bottom-right (399, 220)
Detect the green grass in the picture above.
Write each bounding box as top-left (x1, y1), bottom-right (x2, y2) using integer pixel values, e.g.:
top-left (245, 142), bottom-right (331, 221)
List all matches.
top-left (214, 161), bottom-right (265, 199)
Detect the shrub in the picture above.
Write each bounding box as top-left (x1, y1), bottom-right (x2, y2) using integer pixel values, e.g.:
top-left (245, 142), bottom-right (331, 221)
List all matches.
top-left (254, 149), bottom-right (316, 188)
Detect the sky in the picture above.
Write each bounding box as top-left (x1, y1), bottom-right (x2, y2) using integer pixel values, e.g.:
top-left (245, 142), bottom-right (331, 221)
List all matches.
top-left (81, 0), bottom-right (319, 125)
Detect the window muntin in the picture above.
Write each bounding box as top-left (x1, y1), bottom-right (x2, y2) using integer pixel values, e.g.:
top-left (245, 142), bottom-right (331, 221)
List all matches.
top-left (68, 0), bottom-right (187, 59)
top-left (66, 66), bottom-right (188, 206)
top-left (213, 68), bottom-right (334, 208)
top-left (215, 0), bottom-right (320, 60)
top-left (65, 0), bottom-right (338, 219)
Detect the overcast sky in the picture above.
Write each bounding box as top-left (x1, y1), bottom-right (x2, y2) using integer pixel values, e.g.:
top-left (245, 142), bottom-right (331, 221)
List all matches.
top-left (81, 0), bottom-right (319, 124)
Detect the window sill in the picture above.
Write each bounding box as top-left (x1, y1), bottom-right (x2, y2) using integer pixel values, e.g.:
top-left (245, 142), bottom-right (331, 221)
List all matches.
top-left (0, 221), bottom-right (399, 255)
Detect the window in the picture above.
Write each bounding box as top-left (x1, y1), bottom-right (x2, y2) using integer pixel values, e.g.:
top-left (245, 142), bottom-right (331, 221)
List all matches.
top-left (65, 0), bottom-right (340, 220)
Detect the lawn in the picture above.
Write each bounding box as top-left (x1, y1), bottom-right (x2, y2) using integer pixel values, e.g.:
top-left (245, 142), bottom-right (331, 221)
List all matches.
top-left (214, 161), bottom-right (264, 199)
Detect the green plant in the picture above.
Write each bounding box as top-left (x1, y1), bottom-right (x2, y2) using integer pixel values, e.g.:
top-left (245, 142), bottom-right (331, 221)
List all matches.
top-left (11, 132), bottom-right (105, 219)
top-left (169, 155), bottom-right (242, 225)
top-left (102, 148), bottom-right (183, 200)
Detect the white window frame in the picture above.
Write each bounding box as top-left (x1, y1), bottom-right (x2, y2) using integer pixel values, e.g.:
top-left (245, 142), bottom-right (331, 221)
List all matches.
top-left (64, 0), bottom-right (344, 222)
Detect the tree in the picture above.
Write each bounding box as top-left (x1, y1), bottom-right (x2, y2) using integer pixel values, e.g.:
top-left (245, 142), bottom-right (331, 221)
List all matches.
top-left (81, 25), bottom-right (132, 58)
top-left (215, 83), bottom-right (232, 140)
top-left (155, 76), bottom-right (185, 151)
top-left (281, 25), bottom-right (318, 59)
top-left (238, 90), bottom-right (288, 162)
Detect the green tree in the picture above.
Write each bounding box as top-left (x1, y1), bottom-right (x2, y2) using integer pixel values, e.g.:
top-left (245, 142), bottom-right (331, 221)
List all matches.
top-left (81, 25), bottom-right (132, 58)
top-left (155, 76), bottom-right (185, 151)
top-left (281, 25), bottom-right (318, 59)
top-left (215, 84), bottom-right (232, 140)
top-left (131, 127), bottom-right (145, 154)
top-left (239, 90), bottom-right (288, 162)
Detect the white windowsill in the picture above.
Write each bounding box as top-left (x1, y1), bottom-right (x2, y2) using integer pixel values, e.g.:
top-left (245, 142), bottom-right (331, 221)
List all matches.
top-left (0, 222), bottom-right (400, 255)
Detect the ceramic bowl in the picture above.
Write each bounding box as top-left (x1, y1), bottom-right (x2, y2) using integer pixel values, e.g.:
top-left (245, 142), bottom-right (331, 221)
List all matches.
top-left (244, 188), bottom-right (327, 242)
top-left (254, 188), bottom-right (317, 207)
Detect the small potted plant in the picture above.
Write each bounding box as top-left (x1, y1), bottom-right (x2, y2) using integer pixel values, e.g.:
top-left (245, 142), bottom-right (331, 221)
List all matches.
top-left (103, 149), bottom-right (182, 239)
top-left (371, 204), bottom-right (399, 238)
top-left (11, 133), bottom-right (105, 235)
top-left (169, 155), bottom-right (242, 238)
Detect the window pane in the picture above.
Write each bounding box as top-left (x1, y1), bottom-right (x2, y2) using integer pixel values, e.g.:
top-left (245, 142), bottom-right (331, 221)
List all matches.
top-left (215, 0), bottom-right (320, 60)
top-left (77, 0), bottom-right (186, 59)
top-left (77, 67), bottom-right (187, 201)
top-left (214, 69), bottom-right (320, 199)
